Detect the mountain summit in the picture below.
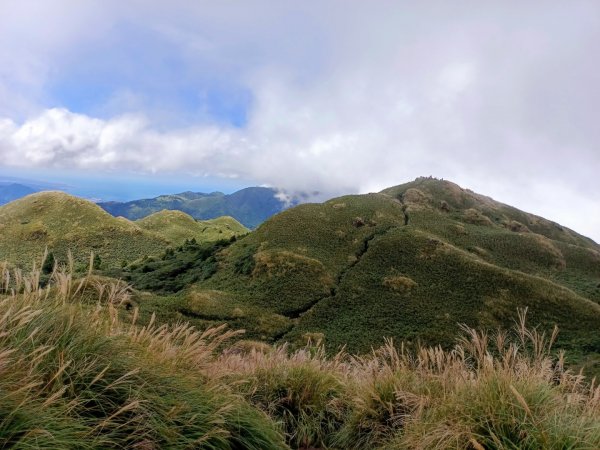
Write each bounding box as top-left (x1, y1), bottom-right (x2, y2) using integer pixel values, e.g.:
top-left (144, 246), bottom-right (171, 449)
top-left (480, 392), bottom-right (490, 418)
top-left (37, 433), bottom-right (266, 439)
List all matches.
top-left (142, 177), bottom-right (600, 368)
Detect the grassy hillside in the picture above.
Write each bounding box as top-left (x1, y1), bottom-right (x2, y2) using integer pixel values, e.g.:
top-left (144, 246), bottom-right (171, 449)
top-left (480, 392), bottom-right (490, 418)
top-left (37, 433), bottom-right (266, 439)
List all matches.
top-left (380, 177), bottom-right (600, 304)
top-left (0, 191), bottom-right (170, 269)
top-left (5, 178), bottom-right (598, 377)
top-left (99, 186), bottom-right (292, 228)
top-left (126, 178), bottom-right (600, 373)
top-left (0, 192), bottom-right (251, 270)
top-left (136, 209), bottom-right (248, 245)
top-left (1, 265), bottom-right (599, 449)
top-left (0, 264), bottom-right (286, 449)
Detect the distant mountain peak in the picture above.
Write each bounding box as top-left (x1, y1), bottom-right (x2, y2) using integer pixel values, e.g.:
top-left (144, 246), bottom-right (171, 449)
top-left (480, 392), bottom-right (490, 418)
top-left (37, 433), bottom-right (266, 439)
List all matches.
top-left (98, 186), bottom-right (295, 228)
top-left (0, 183), bottom-right (37, 206)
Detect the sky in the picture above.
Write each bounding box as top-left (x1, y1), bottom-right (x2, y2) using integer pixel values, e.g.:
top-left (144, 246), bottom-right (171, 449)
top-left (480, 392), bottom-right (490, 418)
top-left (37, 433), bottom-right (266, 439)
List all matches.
top-left (0, 1), bottom-right (599, 242)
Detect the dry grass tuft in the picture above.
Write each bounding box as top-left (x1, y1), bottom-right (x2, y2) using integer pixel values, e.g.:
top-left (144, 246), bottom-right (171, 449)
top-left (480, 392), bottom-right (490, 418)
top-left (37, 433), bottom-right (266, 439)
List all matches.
top-left (383, 275), bottom-right (417, 292)
top-left (2, 259), bottom-right (599, 449)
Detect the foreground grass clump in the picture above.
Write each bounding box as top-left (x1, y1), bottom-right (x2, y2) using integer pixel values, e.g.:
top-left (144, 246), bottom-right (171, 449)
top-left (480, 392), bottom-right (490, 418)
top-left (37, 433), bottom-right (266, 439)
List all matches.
top-left (221, 344), bottom-right (348, 448)
top-left (0, 262), bottom-right (285, 449)
top-left (1, 261), bottom-right (599, 449)
top-left (215, 311), bottom-right (600, 449)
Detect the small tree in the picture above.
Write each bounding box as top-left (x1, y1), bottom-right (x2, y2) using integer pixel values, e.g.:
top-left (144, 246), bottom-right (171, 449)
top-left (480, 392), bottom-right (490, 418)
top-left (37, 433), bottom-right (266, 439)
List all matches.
top-left (93, 253), bottom-right (102, 270)
top-left (163, 247), bottom-right (175, 260)
top-left (42, 252), bottom-right (55, 274)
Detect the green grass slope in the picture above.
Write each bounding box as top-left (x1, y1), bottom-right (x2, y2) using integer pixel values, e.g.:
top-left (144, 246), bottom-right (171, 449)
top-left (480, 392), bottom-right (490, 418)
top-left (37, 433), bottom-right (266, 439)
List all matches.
top-left (0, 268), bottom-right (286, 449)
top-left (381, 177), bottom-right (600, 304)
top-left (136, 209), bottom-right (248, 245)
top-left (129, 178), bottom-right (600, 372)
top-left (0, 191), bottom-right (170, 269)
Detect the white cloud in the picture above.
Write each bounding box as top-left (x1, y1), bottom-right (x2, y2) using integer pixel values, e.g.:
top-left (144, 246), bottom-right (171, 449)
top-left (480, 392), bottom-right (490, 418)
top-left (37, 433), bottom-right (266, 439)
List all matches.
top-left (0, 108), bottom-right (240, 173)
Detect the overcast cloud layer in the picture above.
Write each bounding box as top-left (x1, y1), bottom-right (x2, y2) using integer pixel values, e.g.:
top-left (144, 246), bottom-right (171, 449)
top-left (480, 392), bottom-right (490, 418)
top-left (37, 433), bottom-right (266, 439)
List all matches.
top-left (0, 1), bottom-right (599, 241)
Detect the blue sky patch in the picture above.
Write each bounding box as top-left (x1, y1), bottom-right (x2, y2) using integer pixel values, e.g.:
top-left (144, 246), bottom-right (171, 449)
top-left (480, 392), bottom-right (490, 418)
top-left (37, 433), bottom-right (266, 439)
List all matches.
top-left (46, 20), bottom-right (253, 128)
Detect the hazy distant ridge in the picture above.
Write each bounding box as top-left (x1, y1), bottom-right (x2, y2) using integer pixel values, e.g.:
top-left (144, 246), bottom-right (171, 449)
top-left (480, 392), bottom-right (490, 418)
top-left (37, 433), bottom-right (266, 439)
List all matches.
top-left (0, 183), bottom-right (37, 205)
top-left (98, 186), bottom-right (292, 228)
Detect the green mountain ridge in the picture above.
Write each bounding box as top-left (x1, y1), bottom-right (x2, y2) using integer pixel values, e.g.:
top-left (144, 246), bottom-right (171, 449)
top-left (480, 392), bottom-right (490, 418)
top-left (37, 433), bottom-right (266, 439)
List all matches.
top-left (2, 179), bottom-right (599, 373)
top-left (99, 186), bottom-right (293, 228)
top-left (126, 177), bottom-right (600, 372)
top-left (136, 209), bottom-right (248, 245)
top-left (0, 192), bottom-right (245, 269)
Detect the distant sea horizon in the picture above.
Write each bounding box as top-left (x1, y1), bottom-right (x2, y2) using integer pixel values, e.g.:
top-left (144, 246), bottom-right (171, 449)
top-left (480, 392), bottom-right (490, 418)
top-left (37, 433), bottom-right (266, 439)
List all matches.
top-left (0, 167), bottom-right (256, 202)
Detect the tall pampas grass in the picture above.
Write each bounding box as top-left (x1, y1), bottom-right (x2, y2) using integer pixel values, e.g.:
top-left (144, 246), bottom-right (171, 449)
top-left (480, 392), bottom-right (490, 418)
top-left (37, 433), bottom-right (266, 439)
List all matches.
top-left (1, 257), bottom-right (599, 449)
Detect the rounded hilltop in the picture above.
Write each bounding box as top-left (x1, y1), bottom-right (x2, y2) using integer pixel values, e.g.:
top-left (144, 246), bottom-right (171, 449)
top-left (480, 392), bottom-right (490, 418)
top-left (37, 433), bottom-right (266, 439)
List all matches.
top-left (166, 177), bottom-right (600, 368)
top-left (0, 192), bottom-right (251, 269)
top-left (1, 190), bottom-right (107, 216)
top-left (136, 209), bottom-right (248, 245)
top-left (0, 191), bottom-right (169, 269)
top-left (0, 190), bottom-right (144, 234)
top-left (381, 177), bottom-right (595, 246)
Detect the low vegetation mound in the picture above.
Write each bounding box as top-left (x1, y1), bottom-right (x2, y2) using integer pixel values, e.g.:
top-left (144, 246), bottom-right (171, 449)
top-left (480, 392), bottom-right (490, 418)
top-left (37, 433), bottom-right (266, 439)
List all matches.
top-left (120, 238), bottom-right (232, 293)
top-left (136, 209), bottom-right (248, 245)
